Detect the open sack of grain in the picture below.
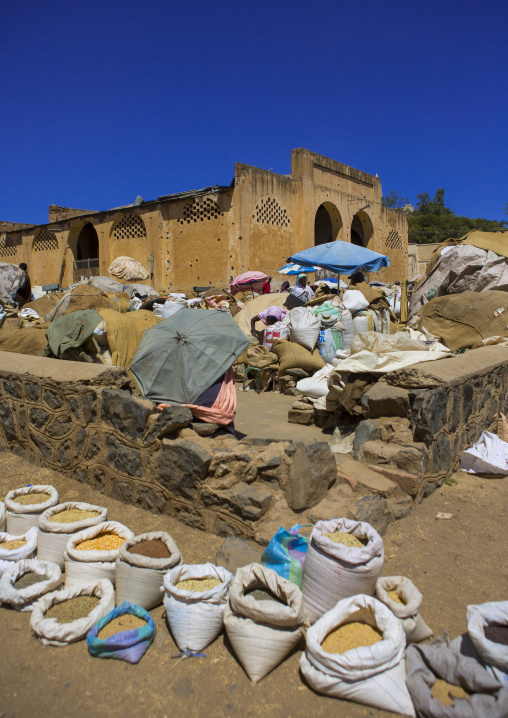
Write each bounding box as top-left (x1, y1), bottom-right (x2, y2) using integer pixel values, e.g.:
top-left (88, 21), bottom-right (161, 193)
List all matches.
top-left (30, 579), bottom-right (115, 646)
top-left (163, 562), bottom-right (233, 653)
top-left (406, 635), bottom-right (508, 718)
top-left (64, 522), bottom-right (134, 588)
top-left (0, 502), bottom-right (5, 533)
top-left (224, 563), bottom-right (309, 683)
top-left (0, 558), bottom-right (62, 611)
top-left (289, 307), bottom-right (321, 352)
top-left (0, 527), bottom-right (38, 575)
top-left (87, 601), bottom-right (156, 664)
top-left (376, 576), bottom-right (433, 643)
top-left (302, 518), bottom-right (384, 624)
top-left (300, 594), bottom-right (415, 716)
top-left (5, 485), bottom-right (59, 535)
top-left (38, 502), bottom-right (107, 568)
top-left (115, 532), bottom-right (182, 610)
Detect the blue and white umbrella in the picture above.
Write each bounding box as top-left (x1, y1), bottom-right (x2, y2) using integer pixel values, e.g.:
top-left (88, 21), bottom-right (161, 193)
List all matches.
top-left (278, 263), bottom-right (319, 275)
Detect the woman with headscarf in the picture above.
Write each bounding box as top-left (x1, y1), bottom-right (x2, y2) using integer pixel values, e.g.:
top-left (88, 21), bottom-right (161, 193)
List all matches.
top-left (290, 273), bottom-right (315, 302)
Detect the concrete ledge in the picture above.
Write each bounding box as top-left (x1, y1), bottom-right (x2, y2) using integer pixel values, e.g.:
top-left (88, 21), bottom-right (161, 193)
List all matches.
top-left (0, 352), bottom-right (130, 385)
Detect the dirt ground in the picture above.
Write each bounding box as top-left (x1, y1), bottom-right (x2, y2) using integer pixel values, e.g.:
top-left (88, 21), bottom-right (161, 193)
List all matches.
top-left (0, 450), bottom-right (507, 718)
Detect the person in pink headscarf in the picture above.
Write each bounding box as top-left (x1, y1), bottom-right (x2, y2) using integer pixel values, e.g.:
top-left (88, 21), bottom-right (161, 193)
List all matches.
top-left (250, 305), bottom-right (288, 341)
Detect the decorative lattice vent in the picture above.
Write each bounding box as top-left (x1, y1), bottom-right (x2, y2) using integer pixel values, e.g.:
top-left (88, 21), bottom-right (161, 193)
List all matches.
top-left (385, 229), bottom-right (403, 250)
top-left (34, 229), bottom-right (58, 252)
top-left (114, 214), bottom-right (147, 240)
top-left (0, 235), bottom-right (19, 257)
top-left (253, 197), bottom-right (290, 227)
top-left (179, 197), bottom-right (221, 224)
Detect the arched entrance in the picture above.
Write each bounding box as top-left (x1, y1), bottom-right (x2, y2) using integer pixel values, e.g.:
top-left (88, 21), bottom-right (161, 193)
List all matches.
top-left (314, 202), bottom-right (343, 246)
top-left (76, 222), bottom-right (99, 260)
top-left (351, 210), bottom-right (373, 248)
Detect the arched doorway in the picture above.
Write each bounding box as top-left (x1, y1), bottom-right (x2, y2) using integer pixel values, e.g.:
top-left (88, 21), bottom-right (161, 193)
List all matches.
top-left (351, 210), bottom-right (373, 248)
top-left (314, 202), bottom-right (343, 246)
top-left (76, 222), bottom-right (99, 260)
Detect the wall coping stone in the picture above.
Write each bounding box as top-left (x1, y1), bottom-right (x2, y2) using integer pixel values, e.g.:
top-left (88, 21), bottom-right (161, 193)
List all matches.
top-left (0, 351), bottom-right (130, 385)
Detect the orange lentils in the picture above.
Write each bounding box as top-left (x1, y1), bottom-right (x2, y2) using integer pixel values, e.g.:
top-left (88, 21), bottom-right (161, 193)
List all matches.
top-left (76, 532), bottom-right (125, 551)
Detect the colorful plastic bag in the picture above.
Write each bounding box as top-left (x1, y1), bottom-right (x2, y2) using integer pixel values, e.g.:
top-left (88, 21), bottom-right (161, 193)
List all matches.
top-left (261, 525), bottom-right (310, 588)
top-left (87, 601), bottom-right (155, 664)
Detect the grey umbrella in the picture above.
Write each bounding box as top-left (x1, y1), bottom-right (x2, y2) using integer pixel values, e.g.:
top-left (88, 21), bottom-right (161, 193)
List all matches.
top-left (130, 308), bottom-right (249, 404)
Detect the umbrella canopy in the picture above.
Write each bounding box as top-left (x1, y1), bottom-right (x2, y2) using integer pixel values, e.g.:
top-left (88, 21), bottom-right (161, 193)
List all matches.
top-left (289, 241), bottom-right (389, 275)
top-left (230, 271), bottom-right (270, 295)
top-left (130, 309), bottom-right (249, 404)
top-left (278, 263), bottom-right (319, 275)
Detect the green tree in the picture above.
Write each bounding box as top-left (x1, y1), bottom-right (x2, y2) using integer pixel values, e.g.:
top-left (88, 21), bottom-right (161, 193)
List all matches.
top-left (415, 192), bottom-right (432, 214)
top-left (381, 189), bottom-right (409, 209)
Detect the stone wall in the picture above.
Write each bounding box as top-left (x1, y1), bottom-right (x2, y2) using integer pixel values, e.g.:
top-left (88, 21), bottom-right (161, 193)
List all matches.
top-left (48, 206), bottom-right (96, 223)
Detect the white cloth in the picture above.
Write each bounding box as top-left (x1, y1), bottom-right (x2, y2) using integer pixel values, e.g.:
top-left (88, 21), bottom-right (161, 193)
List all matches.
top-left (291, 284), bottom-right (315, 302)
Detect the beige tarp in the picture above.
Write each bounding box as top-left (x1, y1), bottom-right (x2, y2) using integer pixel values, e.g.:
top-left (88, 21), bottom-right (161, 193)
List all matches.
top-left (0, 324), bottom-right (50, 356)
top-left (424, 231), bottom-right (508, 277)
top-left (234, 293), bottom-right (288, 336)
top-left (45, 285), bottom-right (130, 322)
top-left (98, 309), bottom-right (161, 368)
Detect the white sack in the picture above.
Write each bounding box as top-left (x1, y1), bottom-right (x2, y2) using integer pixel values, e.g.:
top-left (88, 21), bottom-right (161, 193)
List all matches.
top-left (64, 521), bottom-right (134, 588)
top-left (341, 307), bottom-right (355, 350)
top-left (0, 559), bottom-right (62, 611)
top-left (0, 502), bottom-right (5, 533)
top-left (342, 289), bottom-right (370, 313)
top-left (37, 502), bottom-right (107, 568)
top-left (163, 563), bottom-right (233, 652)
top-left (161, 299), bottom-right (187, 319)
top-left (318, 328), bottom-right (343, 363)
top-left (30, 579), bottom-right (115, 646)
top-left (0, 527), bottom-right (38, 576)
top-left (300, 594), bottom-right (415, 716)
top-left (289, 307), bottom-right (321, 352)
top-left (302, 518), bottom-right (384, 624)
top-left (5, 485), bottom-right (59, 535)
top-left (467, 601), bottom-right (508, 688)
top-left (224, 563), bottom-right (308, 683)
top-left (115, 531), bottom-right (182, 609)
top-left (296, 364), bottom-right (334, 399)
top-left (376, 576), bottom-right (433, 643)
top-left (461, 431), bottom-right (508, 475)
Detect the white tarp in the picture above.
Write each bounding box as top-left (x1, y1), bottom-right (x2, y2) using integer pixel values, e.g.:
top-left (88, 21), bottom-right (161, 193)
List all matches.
top-left (460, 431), bottom-right (508, 475)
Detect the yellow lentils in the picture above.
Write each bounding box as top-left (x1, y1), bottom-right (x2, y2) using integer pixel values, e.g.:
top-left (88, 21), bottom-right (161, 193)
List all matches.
top-left (176, 578), bottom-right (222, 592)
top-left (76, 532), bottom-right (125, 551)
top-left (49, 509), bottom-right (100, 524)
top-left (0, 539), bottom-right (27, 551)
top-left (388, 589), bottom-right (406, 605)
top-left (324, 531), bottom-right (366, 548)
top-left (14, 492), bottom-right (51, 506)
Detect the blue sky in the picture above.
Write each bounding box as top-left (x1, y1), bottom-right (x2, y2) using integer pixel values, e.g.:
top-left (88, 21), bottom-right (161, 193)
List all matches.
top-left (2, 0), bottom-right (507, 224)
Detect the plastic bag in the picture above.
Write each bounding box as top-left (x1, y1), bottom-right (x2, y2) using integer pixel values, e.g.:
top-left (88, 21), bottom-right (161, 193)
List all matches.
top-left (30, 579), bottom-right (115, 646)
top-left (115, 531), bottom-right (182, 609)
top-left (224, 563), bottom-right (308, 682)
top-left (460, 431), bottom-right (508, 475)
top-left (87, 601), bottom-right (156, 664)
top-left (0, 558), bottom-right (62, 611)
top-left (289, 307), bottom-right (321, 352)
top-left (375, 576), bottom-right (433, 643)
top-left (0, 526), bottom-right (38, 575)
top-left (263, 322), bottom-right (290, 350)
top-left (5, 485), bottom-right (59, 535)
top-left (64, 521), bottom-right (134, 588)
top-left (342, 289), bottom-right (370, 314)
top-left (300, 594), bottom-right (415, 716)
top-left (406, 635), bottom-right (508, 718)
top-left (302, 518), bottom-right (384, 624)
top-left (318, 328), bottom-right (342, 362)
top-left (162, 563), bottom-right (232, 652)
top-left (261, 525), bottom-right (310, 587)
top-left (38, 502), bottom-right (107, 568)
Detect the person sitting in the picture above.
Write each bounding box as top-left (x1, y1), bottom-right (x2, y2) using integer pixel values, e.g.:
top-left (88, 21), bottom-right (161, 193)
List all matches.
top-left (250, 305), bottom-right (288, 341)
top-left (348, 271), bottom-right (365, 287)
top-left (14, 263), bottom-right (32, 309)
top-left (280, 280), bottom-right (290, 292)
top-left (290, 273), bottom-right (315, 302)
top-left (262, 277), bottom-right (272, 294)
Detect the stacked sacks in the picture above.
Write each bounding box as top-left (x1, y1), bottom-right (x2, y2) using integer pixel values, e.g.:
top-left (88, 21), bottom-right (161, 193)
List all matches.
top-left (64, 522), bottom-right (134, 588)
top-left (271, 339), bottom-right (325, 377)
top-left (0, 527), bottom-right (38, 575)
top-left (375, 576), bottom-right (433, 644)
top-left (224, 563), bottom-right (308, 683)
top-left (0, 559), bottom-right (62, 611)
top-left (302, 518), bottom-right (384, 624)
top-left (38, 502), bottom-right (107, 568)
top-left (5, 485), bottom-right (59, 534)
top-left (115, 532), bottom-right (182, 610)
top-left (289, 307), bottom-right (321, 352)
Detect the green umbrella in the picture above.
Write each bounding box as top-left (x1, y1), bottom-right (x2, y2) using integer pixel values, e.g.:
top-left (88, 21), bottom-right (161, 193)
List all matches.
top-left (130, 308), bottom-right (249, 404)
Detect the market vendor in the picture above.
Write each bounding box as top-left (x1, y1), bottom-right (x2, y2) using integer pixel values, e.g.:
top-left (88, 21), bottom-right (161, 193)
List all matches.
top-left (250, 305), bottom-right (288, 341)
top-left (348, 271), bottom-right (365, 286)
top-left (14, 263), bottom-right (32, 309)
top-left (290, 273), bottom-right (315, 302)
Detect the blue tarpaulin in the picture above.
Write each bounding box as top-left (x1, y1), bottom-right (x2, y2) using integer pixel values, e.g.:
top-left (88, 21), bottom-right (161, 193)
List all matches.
top-left (278, 263), bottom-right (319, 275)
top-left (289, 241), bottom-right (390, 275)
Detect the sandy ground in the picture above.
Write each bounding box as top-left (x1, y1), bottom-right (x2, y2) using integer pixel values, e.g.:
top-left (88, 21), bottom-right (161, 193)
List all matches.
top-left (0, 450), bottom-right (507, 718)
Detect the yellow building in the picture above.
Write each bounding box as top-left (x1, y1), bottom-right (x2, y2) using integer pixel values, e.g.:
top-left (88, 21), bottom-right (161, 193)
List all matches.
top-left (0, 149), bottom-right (408, 293)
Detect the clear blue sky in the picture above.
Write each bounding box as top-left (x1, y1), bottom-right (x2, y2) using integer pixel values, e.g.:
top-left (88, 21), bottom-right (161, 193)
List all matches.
top-left (2, 0), bottom-right (507, 225)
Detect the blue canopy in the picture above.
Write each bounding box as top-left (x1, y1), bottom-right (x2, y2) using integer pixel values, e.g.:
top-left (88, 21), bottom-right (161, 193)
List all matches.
top-left (289, 241), bottom-right (390, 275)
top-left (278, 263), bottom-right (319, 275)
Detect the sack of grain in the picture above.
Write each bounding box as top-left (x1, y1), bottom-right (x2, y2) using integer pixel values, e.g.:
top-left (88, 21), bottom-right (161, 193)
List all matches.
top-left (224, 563), bottom-right (308, 683)
top-left (30, 579), bottom-right (115, 646)
top-left (302, 518), bottom-right (384, 624)
top-left (163, 562), bottom-right (233, 652)
top-left (0, 526), bottom-right (38, 575)
top-left (87, 600), bottom-right (156, 664)
top-left (464, 601), bottom-right (508, 689)
top-left (38, 502), bottom-right (107, 568)
top-left (406, 635), bottom-right (508, 718)
top-left (300, 594), bottom-right (415, 716)
top-left (64, 522), bottom-right (134, 588)
top-left (375, 576), bottom-right (433, 643)
top-left (0, 558), bottom-right (62, 611)
top-left (289, 307), bottom-right (321, 352)
top-left (5, 485), bottom-right (59, 535)
top-left (115, 532), bottom-right (182, 609)
top-left (0, 502), bottom-right (5, 533)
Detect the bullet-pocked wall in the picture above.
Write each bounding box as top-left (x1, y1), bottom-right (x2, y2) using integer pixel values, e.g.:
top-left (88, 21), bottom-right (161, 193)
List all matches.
top-left (0, 149), bottom-right (408, 293)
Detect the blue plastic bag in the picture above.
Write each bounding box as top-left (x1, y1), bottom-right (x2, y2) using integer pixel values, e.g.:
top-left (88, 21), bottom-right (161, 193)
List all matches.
top-left (261, 524), bottom-right (310, 587)
top-left (87, 601), bottom-right (155, 664)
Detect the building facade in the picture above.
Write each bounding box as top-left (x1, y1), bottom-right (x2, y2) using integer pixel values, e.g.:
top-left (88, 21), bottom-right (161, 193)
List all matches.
top-left (0, 149), bottom-right (408, 293)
